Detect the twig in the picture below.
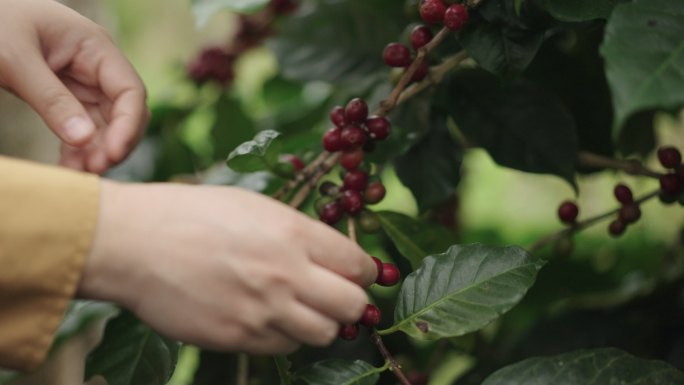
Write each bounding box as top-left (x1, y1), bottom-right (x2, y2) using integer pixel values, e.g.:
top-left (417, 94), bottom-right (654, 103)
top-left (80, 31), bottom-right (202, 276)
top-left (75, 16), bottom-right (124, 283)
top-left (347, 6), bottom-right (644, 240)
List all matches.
top-left (396, 51), bottom-right (469, 108)
top-left (371, 332), bottom-right (412, 385)
top-left (237, 353), bottom-right (249, 385)
top-left (288, 153), bottom-right (341, 208)
top-left (528, 188), bottom-right (661, 253)
top-left (273, 152), bottom-right (334, 200)
top-left (577, 151), bottom-right (662, 178)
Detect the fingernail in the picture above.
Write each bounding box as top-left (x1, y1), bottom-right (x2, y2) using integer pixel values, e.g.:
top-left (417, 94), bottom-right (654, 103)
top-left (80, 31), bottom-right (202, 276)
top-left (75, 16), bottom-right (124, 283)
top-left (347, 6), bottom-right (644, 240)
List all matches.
top-left (63, 116), bottom-right (94, 143)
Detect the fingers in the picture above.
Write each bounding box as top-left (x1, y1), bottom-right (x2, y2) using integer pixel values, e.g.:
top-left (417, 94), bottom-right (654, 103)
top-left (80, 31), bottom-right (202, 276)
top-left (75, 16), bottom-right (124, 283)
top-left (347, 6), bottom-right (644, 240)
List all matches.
top-left (297, 264), bottom-right (368, 324)
top-left (271, 302), bottom-right (338, 347)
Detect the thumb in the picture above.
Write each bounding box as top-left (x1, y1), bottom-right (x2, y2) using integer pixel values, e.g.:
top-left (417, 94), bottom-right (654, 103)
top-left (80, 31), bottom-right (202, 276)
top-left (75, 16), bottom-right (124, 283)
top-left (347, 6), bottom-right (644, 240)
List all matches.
top-left (7, 53), bottom-right (95, 146)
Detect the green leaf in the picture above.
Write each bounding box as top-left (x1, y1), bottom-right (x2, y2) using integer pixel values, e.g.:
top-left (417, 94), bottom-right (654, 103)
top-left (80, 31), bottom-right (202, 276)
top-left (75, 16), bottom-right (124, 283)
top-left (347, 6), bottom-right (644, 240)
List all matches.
top-left (192, 0), bottom-right (269, 28)
top-left (296, 359), bottom-right (384, 385)
top-left (539, 0), bottom-right (627, 22)
top-left (226, 130), bottom-right (282, 172)
top-left (274, 356), bottom-right (293, 385)
top-left (394, 113), bottom-right (462, 213)
top-left (267, 0), bottom-right (406, 83)
top-left (444, 69), bottom-right (578, 187)
top-left (53, 301), bottom-right (120, 350)
top-left (482, 348), bottom-right (684, 384)
top-left (377, 211), bottom-right (458, 270)
top-left (601, 0), bottom-right (684, 133)
top-left (0, 371), bottom-right (18, 385)
top-left (382, 244), bottom-right (545, 339)
top-left (85, 311), bottom-right (180, 385)
top-left (212, 94), bottom-right (256, 161)
top-left (617, 110), bottom-right (656, 157)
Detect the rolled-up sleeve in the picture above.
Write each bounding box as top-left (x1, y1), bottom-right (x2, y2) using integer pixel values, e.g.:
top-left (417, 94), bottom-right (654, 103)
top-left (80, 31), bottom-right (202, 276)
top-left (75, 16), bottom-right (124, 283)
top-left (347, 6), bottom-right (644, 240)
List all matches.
top-left (0, 156), bottom-right (99, 372)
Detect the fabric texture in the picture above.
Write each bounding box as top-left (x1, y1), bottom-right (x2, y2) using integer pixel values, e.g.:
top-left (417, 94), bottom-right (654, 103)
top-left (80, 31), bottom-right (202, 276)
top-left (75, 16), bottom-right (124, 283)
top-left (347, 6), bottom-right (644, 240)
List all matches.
top-left (0, 156), bottom-right (100, 372)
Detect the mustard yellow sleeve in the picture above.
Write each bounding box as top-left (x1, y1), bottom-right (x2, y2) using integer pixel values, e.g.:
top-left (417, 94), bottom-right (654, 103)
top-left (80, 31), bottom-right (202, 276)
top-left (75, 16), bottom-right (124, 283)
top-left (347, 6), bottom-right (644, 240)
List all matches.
top-left (0, 156), bottom-right (100, 372)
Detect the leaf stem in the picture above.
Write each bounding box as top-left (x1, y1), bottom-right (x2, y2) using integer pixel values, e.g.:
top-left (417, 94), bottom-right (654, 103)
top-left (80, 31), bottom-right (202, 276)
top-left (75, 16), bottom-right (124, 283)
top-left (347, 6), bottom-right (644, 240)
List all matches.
top-left (577, 151), bottom-right (662, 178)
top-left (528, 188), bottom-right (661, 253)
top-left (370, 332), bottom-right (413, 385)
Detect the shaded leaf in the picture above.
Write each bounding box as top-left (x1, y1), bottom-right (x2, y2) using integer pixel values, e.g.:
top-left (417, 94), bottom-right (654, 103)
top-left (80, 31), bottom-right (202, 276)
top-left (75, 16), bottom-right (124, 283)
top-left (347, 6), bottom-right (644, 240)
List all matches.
top-left (444, 69), bottom-right (578, 187)
top-left (226, 130), bottom-right (282, 172)
top-left (539, 0), bottom-right (627, 22)
top-left (617, 110), bottom-right (656, 157)
top-left (212, 94), bottom-right (256, 161)
top-left (192, 0), bottom-right (269, 28)
top-left (296, 359), bottom-right (382, 385)
top-left (382, 244), bottom-right (544, 339)
top-left (482, 347), bottom-right (684, 385)
top-left (601, 0), bottom-right (684, 133)
top-left (53, 301), bottom-right (120, 350)
top-left (85, 311), bottom-right (180, 385)
top-left (377, 211), bottom-right (458, 270)
top-left (274, 356), bottom-right (293, 385)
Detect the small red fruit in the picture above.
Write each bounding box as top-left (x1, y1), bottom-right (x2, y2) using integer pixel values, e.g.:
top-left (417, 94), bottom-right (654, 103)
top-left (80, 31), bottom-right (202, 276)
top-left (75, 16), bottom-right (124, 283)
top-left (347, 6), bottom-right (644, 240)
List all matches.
top-left (344, 170), bottom-right (369, 191)
top-left (340, 126), bottom-right (367, 149)
top-left (614, 183), bottom-right (633, 204)
top-left (345, 98), bottom-right (369, 124)
top-left (338, 323), bottom-right (359, 341)
top-left (364, 182), bottom-right (386, 204)
top-left (330, 106), bottom-right (347, 127)
top-left (619, 203), bottom-right (641, 224)
top-left (359, 304), bottom-right (382, 328)
top-left (411, 25), bottom-right (434, 50)
top-left (341, 190), bottom-right (364, 216)
top-left (557, 201), bottom-right (579, 224)
top-left (608, 219), bottom-right (626, 237)
top-left (371, 256), bottom-right (383, 281)
top-left (322, 128), bottom-right (343, 152)
top-left (340, 148), bottom-right (364, 170)
top-left (659, 173), bottom-right (683, 196)
top-left (407, 60), bottom-right (429, 82)
top-left (377, 263), bottom-right (401, 286)
top-left (657, 146), bottom-right (682, 169)
top-left (419, 0), bottom-right (447, 25)
top-left (366, 116), bottom-right (391, 140)
top-left (443, 4), bottom-right (469, 31)
top-left (319, 201), bottom-right (343, 225)
top-left (280, 154), bottom-right (304, 172)
top-left (383, 43), bottom-right (412, 67)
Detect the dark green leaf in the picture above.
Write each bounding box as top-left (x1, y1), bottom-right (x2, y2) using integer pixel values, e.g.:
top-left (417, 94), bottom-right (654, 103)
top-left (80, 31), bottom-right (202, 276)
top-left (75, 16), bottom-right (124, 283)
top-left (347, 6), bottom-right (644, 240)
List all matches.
top-left (444, 69), bottom-right (578, 187)
top-left (394, 113), bottom-right (462, 212)
top-left (539, 0), bottom-right (627, 22)
top-left (482, 348), bottom-right (684, 385)
top-left (192, 0), bottom-right (269, 28)
top-left (296, 359), bottom-right (383, 385)
top-left (53, 301), bottom-right (120, 350)
top-left (382, 244), bottom-right (544, 339)
top-left (85, 311), bottom-right (180, 385)
top-left (601, 0), bottom-right (684, 133)
top-left (0, 371), bottom-right (18, 384)
top-left (268, 0), bottom-right (406, 83)
top-left (377, 211), bottom-right (458, 270)
top-left (274, 356), bottom-right (293, 385)
top-left (226, 130), bottom-right (282, 172)
top-left (212, 94), bottom-right (256, 161)
top-left (617, 110), bottom-right (656, 157)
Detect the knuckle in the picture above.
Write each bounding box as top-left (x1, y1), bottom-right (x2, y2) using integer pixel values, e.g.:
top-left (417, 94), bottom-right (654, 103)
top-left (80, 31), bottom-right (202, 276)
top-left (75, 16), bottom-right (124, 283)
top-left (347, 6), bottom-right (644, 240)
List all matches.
top-left (343, 289), bottom-right (367, 322)
top-left (41, 87), bottom-right (74, 116)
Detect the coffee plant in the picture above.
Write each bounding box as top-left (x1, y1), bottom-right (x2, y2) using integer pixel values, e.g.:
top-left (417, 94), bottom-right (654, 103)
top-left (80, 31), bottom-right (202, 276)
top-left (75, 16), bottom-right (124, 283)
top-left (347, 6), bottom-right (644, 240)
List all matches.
top-left (3, 0), bottom-right (684, 384)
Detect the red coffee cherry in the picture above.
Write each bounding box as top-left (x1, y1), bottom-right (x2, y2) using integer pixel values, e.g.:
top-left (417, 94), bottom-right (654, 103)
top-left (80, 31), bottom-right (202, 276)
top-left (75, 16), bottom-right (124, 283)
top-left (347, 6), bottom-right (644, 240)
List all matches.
top-left (608, 219), bottom-right (626, 237)
top-left (330, 106), bottom-right (347, 127)
top-left (406, 372), bottom-right (430, 385)
top-left (377, 263), bottom-right (401, 286)
top-left (383, 43), bottom-right (412, 67)
top-left (613, 183), bottom-right (633, 204)
top-left (419, 0), bottom-right (447, 25)
top-left (319, 201), bottom-right (343, 225)
top-left (619, 203), bottom-right (641, 224)
top-left (338, 323), bottom-right (359, 341)
top-left (279, 154), bottom-right (304, 172)
top-left (270, 0), bottom-right (298, 14)
top-left (322, 128), bottom-right (343, 152)
top-left (359, 304), bottom-right (382, 328)
top-left (411, 25), bottom-right (434, 50)
top-left (344, 170), bottom-right (369, 191)
top-left (557, 201), bottom-right (579, 224)
top-left (340, 148), bottom-right (365, 170)
top-left (187, 47), bottom-right (236, 85)
top-left (371, 256), bottom-right (383, 281)
top-left (341, 190), bottom-right (364, 216)
top-left (366, 116), bottom-right (391, 140)
top-left (364, 182), bottom-right (386, 204)
top-left (407, 60), bottom-right (429, 82)
top-left (340, 126), bottom-right (367, 149)
top-left (660, 173), bottom-right (683, 196)
top-left (657, 146), bottom-right (682, 169)
top-left (443, 4), bottom-right (469, 31)
top-left (345, 98), bottom-right (369, 124)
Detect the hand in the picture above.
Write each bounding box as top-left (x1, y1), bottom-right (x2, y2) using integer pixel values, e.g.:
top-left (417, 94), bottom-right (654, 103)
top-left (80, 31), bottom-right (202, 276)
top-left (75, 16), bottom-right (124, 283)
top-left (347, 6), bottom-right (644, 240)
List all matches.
top-left (0, 0), bottom-right (148, 174)
top-left (78, 182), bottom-right (377, 353)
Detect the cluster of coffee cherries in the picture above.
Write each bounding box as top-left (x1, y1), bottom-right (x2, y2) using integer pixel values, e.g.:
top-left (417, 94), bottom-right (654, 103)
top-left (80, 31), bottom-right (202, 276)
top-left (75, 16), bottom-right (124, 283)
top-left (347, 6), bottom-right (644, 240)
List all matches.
top-left (656, 146), bottom-right (684, 203)
top-left (383, 25), bottom-right (433, 82)
top-left (419, 0), bottom-right (470, 31)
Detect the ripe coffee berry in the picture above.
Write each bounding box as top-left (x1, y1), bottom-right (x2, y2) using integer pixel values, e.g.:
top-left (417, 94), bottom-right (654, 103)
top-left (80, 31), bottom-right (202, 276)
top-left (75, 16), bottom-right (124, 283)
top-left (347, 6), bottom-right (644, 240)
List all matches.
top-left (280, 154), bottom-right (304, 172)
top-left (614, 183), bottom-right (633, 204)
top-left (341, 148), bottom-right (364, 170)
top-left (557, 201), bottom-right (579, 224)
top-left (322, 128), bottom-right (343, 152)
top-left (187, 47), bottom-right (235, 85)
top-left (408, 60), bottom-right (429, 82)
top-left (371, 256), bottom-right (383, 281)
top-left (411, 25), bottom-right (433, 50)
top-left (443, 4), bottom-right (469, 31)
top-left (319, 201), bottom-right (343, 225)
top-left (344, 170), bottom-right (369, 191)
top-left (364, 181), bottom-right (386, 204)
top-left (360, 304), bottom-right (382, 328)
top-left (619, 203), bottom-right (641, 224)
top-left (340, 126), bottom-right (367, 149)
top-left (608, 219), bottom-right (626, 237)
top-left (345, 98), bottom-right (369, 124)
top-left (358, 210), bottom-right (382, 233)
top-left (341, 190), bottom-right (364, 216)
top-left (330, 106), bottom-right (347, 127)
top-left (657, 146), bottom-right (682, 169)
top-left (659, 192), bottom-right (678, 205)
top-left (377, 263), bottom-right (401, 286)
top-left (270, 0), bottom-right (297, 14)
top-left (659, 173), bottom-right (683, 196)
top-left (383, 43), bottom-right (412, 67)
top-left (419, 0), bottom-right (447, 25)
top-left (366, 116), bottom-right (391, 140)
top-left (338, 323), bottom-right (359, 341)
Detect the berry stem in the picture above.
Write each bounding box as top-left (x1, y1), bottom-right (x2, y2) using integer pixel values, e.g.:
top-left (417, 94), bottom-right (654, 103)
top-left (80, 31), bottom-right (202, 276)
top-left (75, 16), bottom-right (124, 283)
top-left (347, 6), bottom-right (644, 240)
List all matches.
top-left (274, 151), bottom-right (334, 200)
top-left (577, 151), bottom-right (662, 179)
top-left (528, 188), bottom-right (661, 253)
top-left (396, 51), bottom-right (469, 108)
top-left (370, 331), bottom-right (413, 385)
top-left (288, 153), bottom-right (341, 208)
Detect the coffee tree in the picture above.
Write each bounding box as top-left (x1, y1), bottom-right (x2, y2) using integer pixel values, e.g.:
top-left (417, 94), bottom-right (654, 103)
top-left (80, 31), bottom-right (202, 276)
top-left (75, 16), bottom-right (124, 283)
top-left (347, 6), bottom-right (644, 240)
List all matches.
top-left (3, 0), bottom-right (684, 384)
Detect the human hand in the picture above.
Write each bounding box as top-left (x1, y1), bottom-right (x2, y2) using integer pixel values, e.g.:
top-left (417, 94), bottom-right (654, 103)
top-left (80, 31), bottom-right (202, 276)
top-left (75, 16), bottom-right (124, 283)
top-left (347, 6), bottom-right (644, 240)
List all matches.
top-left (0, 0), bottom-right (148, 174)
top-left (78, 182), bottom-right (377, 353)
